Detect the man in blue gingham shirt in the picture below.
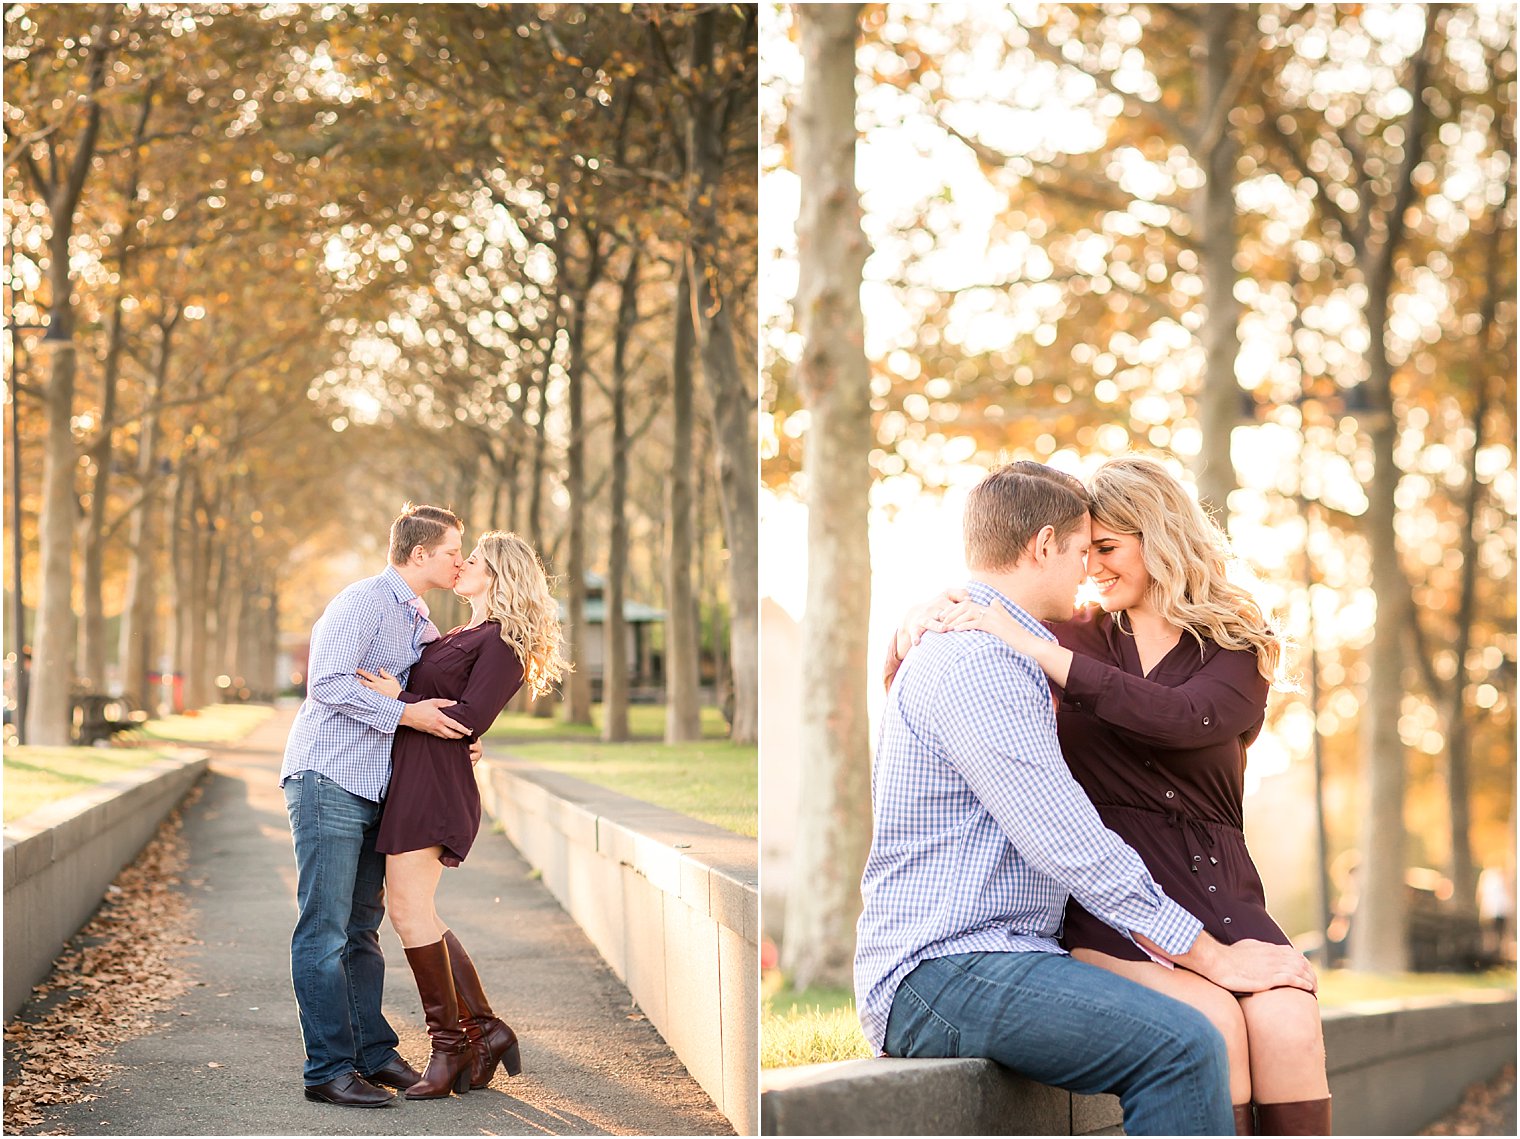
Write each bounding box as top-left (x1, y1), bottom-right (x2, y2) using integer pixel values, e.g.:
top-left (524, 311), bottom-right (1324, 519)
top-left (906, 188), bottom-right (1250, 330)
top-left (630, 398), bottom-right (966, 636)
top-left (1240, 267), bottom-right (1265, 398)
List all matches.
top-left (280, 504), bottom-right (474, 1107)
top-left (855, 463), bottom-right (1315, 1136)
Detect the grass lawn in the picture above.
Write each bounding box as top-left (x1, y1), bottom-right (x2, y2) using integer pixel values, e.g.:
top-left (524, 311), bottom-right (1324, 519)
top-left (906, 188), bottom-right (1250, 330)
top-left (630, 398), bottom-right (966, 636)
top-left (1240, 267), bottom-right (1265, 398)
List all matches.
top-left (484, 702), bottom-right (730, 741)
top-left (135, 703), bottom-right (275, 744)
top-left (3, 746), bottom-right (187, 823)
top-left (499, 735), bottom-right (756, 837)
top-left (4, 703), bottom-right (275, 823)
top-left (484, 703), bottom-right (753, 834)
top-left (762, 973), bottom-right (871, 1068)
top-left (760, 966), bottom-right (1519, 1069)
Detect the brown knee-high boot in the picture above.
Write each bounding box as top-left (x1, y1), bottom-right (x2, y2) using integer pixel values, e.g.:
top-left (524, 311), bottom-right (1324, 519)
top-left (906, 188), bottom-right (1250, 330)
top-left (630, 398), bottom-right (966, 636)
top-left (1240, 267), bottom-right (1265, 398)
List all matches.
top-left (1234, 1103), bottom-right (1256, 1135)
top-left (1255, 1097), bottom-right (1331, 1136)
top-left (402, 940), bottom-right (473, 1099)
top-left (442, 929), bottom-right (522, 1087)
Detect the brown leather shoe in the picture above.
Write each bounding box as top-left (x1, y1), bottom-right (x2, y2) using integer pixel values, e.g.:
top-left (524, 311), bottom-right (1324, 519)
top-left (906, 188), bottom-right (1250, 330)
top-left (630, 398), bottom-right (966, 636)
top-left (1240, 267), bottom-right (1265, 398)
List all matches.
top-left (362, 1054), bottom-right (421, 1090)
top-left (442, 929), bottom-right (523, 1087)
top-left (403, 939), bottom-right (473, 1099)
top-left (1256, 1097), bottom-right (1331, 1136)
top-left (303, 1071), bottom-right (394, 1107)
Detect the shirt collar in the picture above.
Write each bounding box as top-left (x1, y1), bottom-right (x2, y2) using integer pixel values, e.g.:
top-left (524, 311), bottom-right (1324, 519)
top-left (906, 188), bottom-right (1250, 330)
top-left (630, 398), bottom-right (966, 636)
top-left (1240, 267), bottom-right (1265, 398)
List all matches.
top-left (964, 580), bottom-right (1057, 643)
top-left (382, 564), bottom-right (421, 607)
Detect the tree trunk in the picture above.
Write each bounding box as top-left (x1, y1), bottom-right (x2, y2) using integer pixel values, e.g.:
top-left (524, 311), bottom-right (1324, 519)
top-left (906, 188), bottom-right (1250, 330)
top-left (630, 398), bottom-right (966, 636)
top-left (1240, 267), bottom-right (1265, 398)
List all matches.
top-left (22, 17), bottom-right (111, 746)
top-left (603, 250), bottom-right (641, 743)
top-left (78, 79), bottom-right (153, 694)
top-left (1192, 4), bottom-right (1243, 520)
top-left (562, 228), bottom-right (606, 725)
top-left (1347, 10), bottom-right (1439, 974)
top-left (77, 302), bottom-right (123, 690)
top-left (1350, 314), bottom-right (1409, 973)
top-left (665, 270), bottom-right (703, 742)
top-left (782, 3), bottom-right (875, 990)
top-left (27, 338), bottom-right (81, 745)
top-left (185, 476), bottom-right (213, 710)
top-left (686, 10), bottom-right (758, 745)
top-left (166, 463), bottom-right (189, 713)
top-left (118, 316), bottom-right (175, 707)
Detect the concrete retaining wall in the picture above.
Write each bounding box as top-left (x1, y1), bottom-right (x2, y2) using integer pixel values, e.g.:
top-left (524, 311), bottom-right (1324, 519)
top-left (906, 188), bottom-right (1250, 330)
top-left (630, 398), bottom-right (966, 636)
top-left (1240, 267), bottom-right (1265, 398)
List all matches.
top-left (478, 757), bottom-right (759, 1135)
top-left (1323, 990), bottom-right (1515, 1135)
top-left (761, 989), bottom-right (1516, 1135)
top-left (3, 750), bottom-right (210, 1021)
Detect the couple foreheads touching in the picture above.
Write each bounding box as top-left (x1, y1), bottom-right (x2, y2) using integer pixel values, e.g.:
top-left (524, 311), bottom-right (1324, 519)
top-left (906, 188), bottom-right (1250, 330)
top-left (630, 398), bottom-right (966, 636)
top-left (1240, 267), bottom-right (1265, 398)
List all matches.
top-left (861, 456), bottom-right (1331, 1137)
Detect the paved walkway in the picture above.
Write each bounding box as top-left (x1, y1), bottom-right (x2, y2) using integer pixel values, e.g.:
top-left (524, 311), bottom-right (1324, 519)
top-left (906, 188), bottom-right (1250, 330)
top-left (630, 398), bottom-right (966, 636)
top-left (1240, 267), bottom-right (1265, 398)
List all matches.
top-left (30, 707), bottom-right (731, 1135)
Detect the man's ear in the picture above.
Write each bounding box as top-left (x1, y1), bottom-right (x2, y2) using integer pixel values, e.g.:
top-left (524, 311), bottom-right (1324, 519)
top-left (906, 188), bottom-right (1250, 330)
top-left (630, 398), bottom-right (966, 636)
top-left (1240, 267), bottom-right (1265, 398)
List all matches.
top-left (1030, 524), bottom-right (1056, 563)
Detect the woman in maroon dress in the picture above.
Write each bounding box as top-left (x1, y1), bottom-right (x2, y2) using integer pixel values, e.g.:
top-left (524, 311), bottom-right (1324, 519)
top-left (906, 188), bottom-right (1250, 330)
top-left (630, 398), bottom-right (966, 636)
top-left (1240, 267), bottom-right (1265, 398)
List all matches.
top-left (890, 457), bottom-right (1329, 1136)
top-left (358, 531), bottom-right (567, 1099)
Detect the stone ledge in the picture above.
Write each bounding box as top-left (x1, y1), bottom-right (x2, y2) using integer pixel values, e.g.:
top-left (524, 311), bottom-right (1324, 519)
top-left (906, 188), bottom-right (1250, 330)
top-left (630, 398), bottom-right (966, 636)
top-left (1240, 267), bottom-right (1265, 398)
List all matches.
top-left (4, 749), bottom-right (210, 1021)
top-left (760, 991), bottom-right (1517, 1136)
top-left (479, 756), bottom-right (758, 1135)
top-left (762, 1058), bottom-right (1120, 1136)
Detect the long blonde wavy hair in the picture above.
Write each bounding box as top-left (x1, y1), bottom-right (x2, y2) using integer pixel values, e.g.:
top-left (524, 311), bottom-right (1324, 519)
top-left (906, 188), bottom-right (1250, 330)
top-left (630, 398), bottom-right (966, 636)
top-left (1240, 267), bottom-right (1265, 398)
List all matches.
top-left (475, 531), bottom-right (570, 699)
top-left (1089, 456), bottom-right (1283, 684)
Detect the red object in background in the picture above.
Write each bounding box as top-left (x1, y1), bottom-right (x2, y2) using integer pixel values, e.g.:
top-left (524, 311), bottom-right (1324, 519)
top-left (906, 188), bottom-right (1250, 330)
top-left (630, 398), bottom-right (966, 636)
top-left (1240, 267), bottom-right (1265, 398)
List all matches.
top-left (147, 671), bottom-right (184, 713)
top-left (761, 938), bottom-right (779, 971)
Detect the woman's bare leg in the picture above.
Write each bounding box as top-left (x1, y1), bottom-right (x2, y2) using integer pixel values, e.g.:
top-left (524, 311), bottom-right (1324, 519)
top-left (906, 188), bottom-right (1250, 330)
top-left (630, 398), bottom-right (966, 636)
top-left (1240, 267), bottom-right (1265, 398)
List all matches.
top-left (1072, 947), bottom-right (1253, 1106)
top-left (385, 849), bottom-right (446, 948)
top-left (1237, 987), bottom-right (1329, 1102)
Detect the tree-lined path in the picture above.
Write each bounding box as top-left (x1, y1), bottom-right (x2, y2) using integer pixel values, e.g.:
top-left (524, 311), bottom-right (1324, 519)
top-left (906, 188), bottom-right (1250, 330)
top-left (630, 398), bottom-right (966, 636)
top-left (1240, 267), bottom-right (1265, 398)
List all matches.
top-left (8, 707), bottom-right (730, 1136)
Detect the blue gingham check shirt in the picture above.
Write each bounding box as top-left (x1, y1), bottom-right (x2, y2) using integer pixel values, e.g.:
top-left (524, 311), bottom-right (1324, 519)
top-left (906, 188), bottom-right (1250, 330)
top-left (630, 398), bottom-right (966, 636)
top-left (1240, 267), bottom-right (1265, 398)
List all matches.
top-left (279, 565), bottom-right (438, 803)
top-left (854, 581), bottom-right (1203, 1053)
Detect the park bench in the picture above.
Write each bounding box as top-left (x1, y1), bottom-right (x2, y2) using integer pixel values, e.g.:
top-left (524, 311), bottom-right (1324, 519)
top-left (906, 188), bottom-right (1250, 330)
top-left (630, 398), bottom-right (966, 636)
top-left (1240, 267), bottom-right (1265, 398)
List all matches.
top-left (72, 693), bottom-right (149, 747)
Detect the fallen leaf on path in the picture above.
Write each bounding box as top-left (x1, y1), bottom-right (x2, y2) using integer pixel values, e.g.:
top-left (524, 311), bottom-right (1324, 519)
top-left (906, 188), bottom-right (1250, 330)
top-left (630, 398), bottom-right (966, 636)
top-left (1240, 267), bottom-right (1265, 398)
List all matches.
top-left (2, 785), bottom-right (201, 1134)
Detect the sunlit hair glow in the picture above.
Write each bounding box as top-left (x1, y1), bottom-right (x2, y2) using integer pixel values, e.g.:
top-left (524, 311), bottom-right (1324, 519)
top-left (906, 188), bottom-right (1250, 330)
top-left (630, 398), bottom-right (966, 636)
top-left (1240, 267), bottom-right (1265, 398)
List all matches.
top-left (1088, 455), bottom-right (1282, 684)
top-left (472, 531), bottom-right (570, 700)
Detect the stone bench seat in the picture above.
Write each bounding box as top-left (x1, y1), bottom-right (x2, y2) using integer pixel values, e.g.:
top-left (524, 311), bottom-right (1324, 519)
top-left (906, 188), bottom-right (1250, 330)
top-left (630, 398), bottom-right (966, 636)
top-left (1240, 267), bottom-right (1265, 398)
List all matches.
top-left (761, 992), bottom-right (1517, 1136)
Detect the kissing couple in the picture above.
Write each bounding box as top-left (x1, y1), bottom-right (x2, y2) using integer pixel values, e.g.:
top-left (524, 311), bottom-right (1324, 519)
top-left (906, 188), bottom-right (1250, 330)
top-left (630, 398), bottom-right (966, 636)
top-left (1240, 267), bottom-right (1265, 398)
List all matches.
top-left (279, 504), bottom-right (569, 1106)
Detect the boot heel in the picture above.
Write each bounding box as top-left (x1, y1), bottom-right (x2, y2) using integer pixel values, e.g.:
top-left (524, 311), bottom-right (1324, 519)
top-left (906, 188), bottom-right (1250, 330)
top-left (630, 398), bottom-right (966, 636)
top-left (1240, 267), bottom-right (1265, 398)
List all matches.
top-left (453, 1066), bottom-right (472, 1094)
top-left (503, 1039), bottom-right (522, 1077)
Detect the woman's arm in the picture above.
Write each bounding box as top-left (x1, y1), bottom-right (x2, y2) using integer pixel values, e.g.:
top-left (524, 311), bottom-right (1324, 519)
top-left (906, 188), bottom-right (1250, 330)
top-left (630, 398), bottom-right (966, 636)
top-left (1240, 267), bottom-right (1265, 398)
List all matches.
top-left (1058, 646), bottom-right (1267, 749)
top-left (940, 600), bottom-right (1075, 685)
top-left (432, 635), bottom-right (526, 739)
top-left (941, 601), bottom-right (1265, 749)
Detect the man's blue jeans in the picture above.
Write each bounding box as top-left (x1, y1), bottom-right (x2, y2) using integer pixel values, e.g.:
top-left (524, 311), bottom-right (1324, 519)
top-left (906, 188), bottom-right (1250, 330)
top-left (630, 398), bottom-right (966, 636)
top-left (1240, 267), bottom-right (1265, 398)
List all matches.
top-left (884, 951), bottom-right (1233, 1136)
top-left (284, 770), bottom-right (401, 1085)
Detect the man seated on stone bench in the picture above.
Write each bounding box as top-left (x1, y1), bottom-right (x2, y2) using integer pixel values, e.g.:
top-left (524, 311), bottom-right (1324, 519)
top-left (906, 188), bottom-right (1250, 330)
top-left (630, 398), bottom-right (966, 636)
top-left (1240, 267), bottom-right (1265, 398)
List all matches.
top-left (855, 463), bottom-right (1316, 1137)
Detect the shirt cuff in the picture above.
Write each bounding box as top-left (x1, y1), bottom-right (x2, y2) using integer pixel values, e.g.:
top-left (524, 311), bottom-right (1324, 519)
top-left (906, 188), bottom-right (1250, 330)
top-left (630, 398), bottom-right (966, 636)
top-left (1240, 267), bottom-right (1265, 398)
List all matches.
top-left (1131, 897), bottom-right (1203, 966)
top-left (1060, 650), bottom-right (1110, 712)
top-left (375, 694), bottom-right (405, 735)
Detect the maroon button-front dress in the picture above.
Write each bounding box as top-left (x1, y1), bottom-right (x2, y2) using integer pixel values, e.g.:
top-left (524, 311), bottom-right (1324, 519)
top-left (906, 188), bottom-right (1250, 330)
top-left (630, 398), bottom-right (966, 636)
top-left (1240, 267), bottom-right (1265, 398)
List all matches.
top-left (376, 621), bottom-right (525, 867)
top-left (1048, 606), bottom-right (1289, 961)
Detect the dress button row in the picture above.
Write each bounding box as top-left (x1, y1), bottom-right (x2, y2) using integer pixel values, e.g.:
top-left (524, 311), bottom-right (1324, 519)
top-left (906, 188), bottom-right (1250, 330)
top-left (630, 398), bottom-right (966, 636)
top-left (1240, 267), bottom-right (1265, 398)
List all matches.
top-left (1144, 760), bottom-right (1153, 769)
top-left (1202, 716), bottom-right (1211, 726)
top-left (1223, 917), bottom-right (1232, 924)
top-left (1164, 790), bottom-right (1175, 799)
top-left (1208, 885), bottom-right (1216, 893)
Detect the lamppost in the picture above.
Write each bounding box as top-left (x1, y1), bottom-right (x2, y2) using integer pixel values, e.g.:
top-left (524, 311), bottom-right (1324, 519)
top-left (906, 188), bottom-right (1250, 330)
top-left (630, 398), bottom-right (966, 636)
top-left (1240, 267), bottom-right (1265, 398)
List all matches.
top-left (5, 320), bottom-right (49, 744)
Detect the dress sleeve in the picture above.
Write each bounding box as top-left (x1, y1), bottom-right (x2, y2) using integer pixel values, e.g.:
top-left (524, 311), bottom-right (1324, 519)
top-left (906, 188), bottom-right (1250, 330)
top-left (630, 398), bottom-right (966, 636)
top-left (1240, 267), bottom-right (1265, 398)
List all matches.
top-left (439, 633), bottom-right (527, 740)
top-left (305, 593), bottom-right (406, 734)
top-left (1060, 640), bottom-right (1268, 749)
top-left (933, 644), bottom-right (1202, 957)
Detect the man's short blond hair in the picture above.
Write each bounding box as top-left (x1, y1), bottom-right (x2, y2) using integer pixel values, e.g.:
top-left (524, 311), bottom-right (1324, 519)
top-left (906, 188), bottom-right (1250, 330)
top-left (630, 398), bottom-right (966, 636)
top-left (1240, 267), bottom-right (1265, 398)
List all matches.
top-left (388, 503), bottom-right (463, 565)
top-left (964, 461), bottom-right (1089, 572)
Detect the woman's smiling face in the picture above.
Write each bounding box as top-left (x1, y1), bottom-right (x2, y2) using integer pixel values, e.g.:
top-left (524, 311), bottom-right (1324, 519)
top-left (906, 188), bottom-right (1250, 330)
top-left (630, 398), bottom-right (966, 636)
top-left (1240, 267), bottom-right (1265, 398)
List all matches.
top-left (1086, 522), bottom-right (1151, 614)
